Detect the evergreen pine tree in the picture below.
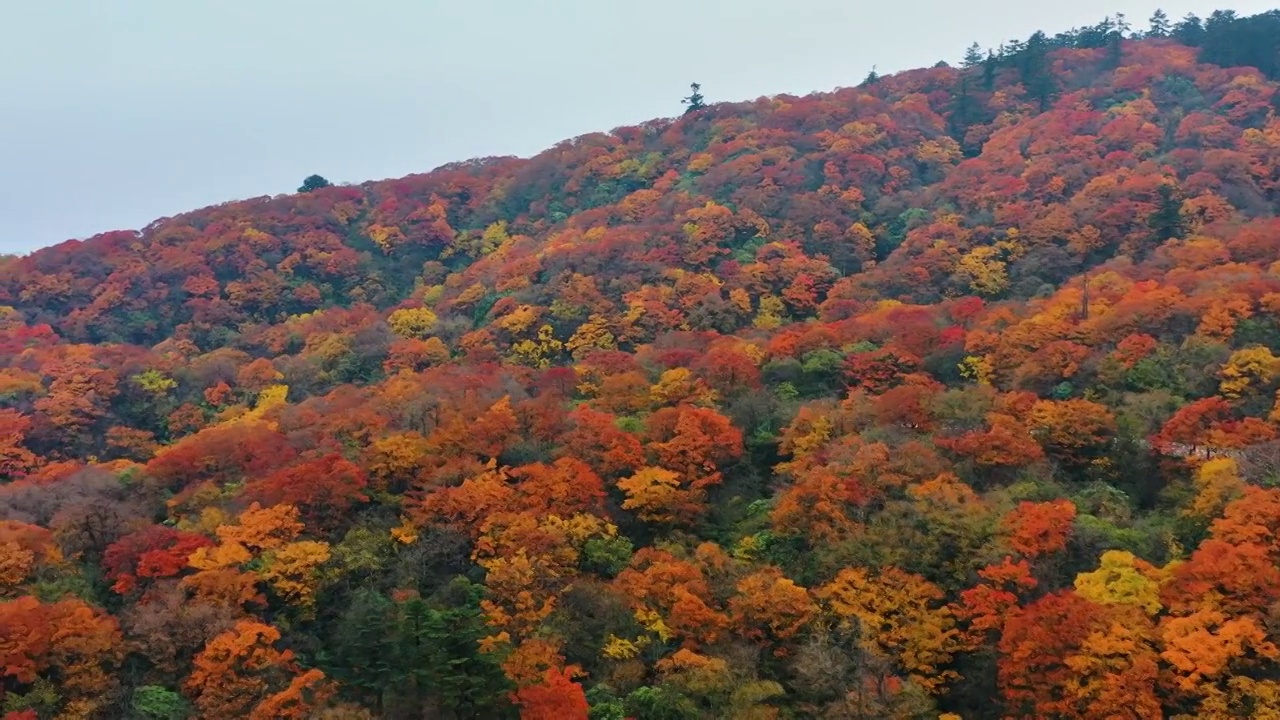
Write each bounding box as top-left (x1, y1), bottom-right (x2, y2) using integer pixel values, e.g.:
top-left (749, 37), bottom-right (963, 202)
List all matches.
top-left (963, 42), bottom-right (985, 68)
top-left (331, 589), bottom-right (399, 710)
top-left (1079, 16), bottom-right (1116, 49)
top-left (298, 174), bottom-right (332, 193)
top-left (1115, 12), bottom-right (1132, 36)
top-left (1149, 183), bottom-right (1187, 242)
top-left (330, 584), bottom-right (515, 718)
top-left (982, 51), bottom-right (998, 90)
top-left (1019, 32), bottom-right (1057, 111)
top-left (681, 83), bottom-right (706, 114)
top-left (1105, 20), bottom-right (1125, 68)
top-left (1148, 9), bottom-right (1171, 37)
top-left (397, 595), bottom-right (514, 717)
top-left (1173, 13), bottom-right (1205, 46)
top-left (949, 77), bottom-right (976, 144)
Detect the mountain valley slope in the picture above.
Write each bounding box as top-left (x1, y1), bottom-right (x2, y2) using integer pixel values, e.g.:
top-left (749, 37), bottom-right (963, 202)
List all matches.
top-left (2, 10), bottom-right (1280, 719)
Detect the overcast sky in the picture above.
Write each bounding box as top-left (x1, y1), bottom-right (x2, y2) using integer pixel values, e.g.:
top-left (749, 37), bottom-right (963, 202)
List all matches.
top-left (0, 1), bottom-right (1274, 254)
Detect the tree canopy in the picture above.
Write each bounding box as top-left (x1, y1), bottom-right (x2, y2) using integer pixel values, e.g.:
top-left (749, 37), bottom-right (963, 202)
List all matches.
top-left (3, 9), bottom-right (1280, 718)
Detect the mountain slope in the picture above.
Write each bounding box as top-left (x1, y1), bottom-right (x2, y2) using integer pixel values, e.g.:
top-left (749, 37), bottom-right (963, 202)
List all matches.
top-left (3, 10), bottom-right (1280, 719)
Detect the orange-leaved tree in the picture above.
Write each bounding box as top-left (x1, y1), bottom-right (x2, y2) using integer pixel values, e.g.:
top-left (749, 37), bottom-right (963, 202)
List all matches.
top-left (185, 620), bottom-right (332, 719)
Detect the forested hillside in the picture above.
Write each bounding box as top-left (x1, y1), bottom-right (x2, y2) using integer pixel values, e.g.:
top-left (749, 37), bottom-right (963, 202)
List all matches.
top-left (3, 9), bottom-right (1280, 719)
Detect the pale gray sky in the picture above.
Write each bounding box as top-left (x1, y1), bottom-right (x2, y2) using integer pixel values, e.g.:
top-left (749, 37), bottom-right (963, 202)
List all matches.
top-left (0, 1), bottom-right (1273, 254)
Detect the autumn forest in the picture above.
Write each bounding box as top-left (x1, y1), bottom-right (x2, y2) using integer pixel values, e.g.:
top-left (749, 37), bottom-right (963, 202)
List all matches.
top-left (4, 8), bottom-right (1280, 720)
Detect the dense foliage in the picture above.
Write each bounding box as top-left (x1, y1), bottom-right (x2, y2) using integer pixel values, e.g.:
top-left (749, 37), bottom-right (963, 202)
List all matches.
top-left (3, 9), bottom-right (1280, 719)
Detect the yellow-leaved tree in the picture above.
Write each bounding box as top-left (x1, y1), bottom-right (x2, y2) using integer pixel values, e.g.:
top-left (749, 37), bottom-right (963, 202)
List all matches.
top-left (1073, 550), bottom-right (1169, 615)
top-left (815, 566), bottom-right (961, 693)
top-left (1219, 345), bottom-right (1280, 398)
top-left (387, 306), bottom-right (439, 339)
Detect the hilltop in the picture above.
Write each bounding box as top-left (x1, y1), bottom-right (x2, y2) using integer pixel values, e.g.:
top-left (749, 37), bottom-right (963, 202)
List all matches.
top-left (2, 9), bottom-right (1280, 719)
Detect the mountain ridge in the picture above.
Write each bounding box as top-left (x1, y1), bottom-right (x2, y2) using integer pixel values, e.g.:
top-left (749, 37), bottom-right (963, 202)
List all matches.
top-left (5, 13), bottom-right (1279, 350)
